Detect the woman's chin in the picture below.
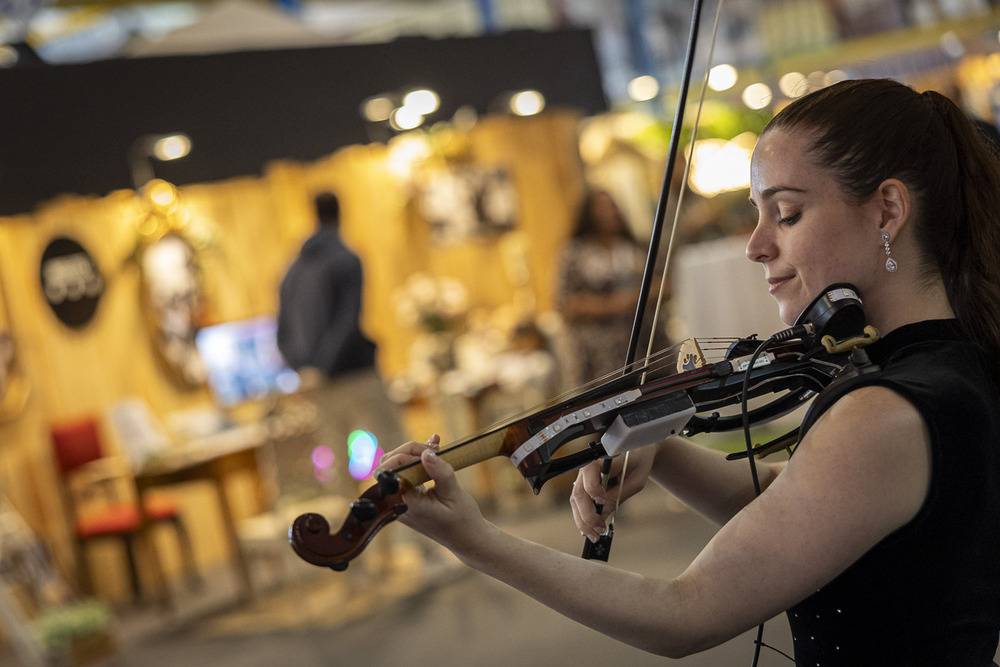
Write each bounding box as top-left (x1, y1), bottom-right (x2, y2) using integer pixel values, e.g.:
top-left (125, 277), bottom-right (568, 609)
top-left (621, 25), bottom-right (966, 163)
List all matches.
top-left (777, 302), bottom-right (802, 327)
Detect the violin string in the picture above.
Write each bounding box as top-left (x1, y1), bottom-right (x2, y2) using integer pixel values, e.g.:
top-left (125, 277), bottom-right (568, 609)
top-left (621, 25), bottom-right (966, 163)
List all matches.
top-left (640, 10), bottom-right (718, 373)
top-left (421, 343), bottom-right (688, 454)
top-left (416, 337), bottom-right (744, 471)
top-left (409, 334), bottom-right (745, 474)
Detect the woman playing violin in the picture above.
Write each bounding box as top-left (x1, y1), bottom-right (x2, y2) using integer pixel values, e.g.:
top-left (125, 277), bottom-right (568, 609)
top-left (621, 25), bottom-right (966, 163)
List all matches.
top-left (378, 78), bottom-right (1000, 665)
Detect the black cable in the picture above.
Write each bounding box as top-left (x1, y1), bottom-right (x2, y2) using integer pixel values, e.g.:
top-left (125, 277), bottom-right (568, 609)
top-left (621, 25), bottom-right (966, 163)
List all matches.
top-left (756, 639), bottom-right (806, 665)
top-left (740, 326), bottom-right (810, 667)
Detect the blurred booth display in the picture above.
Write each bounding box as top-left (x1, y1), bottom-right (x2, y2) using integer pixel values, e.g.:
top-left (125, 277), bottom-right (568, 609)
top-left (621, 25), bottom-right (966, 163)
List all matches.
top-left (417, 164), bottom-right (518, 245)
top-left (133, 180), bottom-right (209, 389)
top-left (39, 236), bottom-right (105, 330)
top-left (0, 109), bottom-right (585, 602)
top-left (391, 299), bottom-right (568, 506)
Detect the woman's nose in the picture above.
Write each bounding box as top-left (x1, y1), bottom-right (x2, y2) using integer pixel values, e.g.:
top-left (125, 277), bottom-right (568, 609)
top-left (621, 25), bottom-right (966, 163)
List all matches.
top-left (745, 224), bottom-right (773, 263)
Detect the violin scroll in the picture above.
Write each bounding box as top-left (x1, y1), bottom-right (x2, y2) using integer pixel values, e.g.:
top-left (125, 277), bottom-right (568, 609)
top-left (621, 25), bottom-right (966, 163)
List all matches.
top-left (289, 470), bottom-right (409, 571)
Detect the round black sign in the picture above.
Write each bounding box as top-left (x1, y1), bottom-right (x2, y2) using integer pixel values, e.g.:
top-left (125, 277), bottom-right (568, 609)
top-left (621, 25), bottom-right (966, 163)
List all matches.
top-left (40, 236), bottom-right (104, 329)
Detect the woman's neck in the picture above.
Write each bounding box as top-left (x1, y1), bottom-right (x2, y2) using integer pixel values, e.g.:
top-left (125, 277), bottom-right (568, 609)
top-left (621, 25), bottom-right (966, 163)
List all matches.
top-left (865, 277), bottom-right (955, 337)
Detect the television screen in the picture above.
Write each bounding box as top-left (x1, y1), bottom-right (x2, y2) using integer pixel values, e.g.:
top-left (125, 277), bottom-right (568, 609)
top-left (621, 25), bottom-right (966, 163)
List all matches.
top-left (195, 316), bottom-right (301, 408)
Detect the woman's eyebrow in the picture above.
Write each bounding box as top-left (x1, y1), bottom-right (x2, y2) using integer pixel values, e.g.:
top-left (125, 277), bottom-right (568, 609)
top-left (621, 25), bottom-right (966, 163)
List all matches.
top-left (749, 185), bottom-right (807, 208)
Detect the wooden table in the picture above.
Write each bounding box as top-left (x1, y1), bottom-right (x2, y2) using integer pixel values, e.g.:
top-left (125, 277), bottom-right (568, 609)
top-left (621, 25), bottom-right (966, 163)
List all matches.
top-left (134, 425), bottom-right (269, 605)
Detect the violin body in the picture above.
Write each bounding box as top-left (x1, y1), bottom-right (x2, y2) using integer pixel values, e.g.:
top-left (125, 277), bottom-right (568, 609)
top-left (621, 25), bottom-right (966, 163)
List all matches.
top-left (289, 285), bottom-right (879, 571)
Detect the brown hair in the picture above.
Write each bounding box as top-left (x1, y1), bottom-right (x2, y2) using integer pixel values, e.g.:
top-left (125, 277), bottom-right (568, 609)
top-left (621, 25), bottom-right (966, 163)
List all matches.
top-left (764, 78), bottom-right (1000, 374)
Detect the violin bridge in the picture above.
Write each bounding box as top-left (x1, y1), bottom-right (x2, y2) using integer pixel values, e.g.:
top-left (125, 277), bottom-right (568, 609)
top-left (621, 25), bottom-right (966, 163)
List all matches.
top-left (677, 338), bottom-right (707, 372)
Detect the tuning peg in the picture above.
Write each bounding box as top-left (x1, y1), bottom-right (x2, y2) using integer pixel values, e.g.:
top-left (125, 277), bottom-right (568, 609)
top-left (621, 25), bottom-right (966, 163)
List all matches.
top-left (376, 470), bottom-right (400, 495)
top-left (349, 498), bottom-right (378, 521)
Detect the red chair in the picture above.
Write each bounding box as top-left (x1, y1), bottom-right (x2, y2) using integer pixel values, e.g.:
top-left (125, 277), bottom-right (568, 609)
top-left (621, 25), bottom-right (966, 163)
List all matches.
top-left (51, 417), bottom-right (198, 601)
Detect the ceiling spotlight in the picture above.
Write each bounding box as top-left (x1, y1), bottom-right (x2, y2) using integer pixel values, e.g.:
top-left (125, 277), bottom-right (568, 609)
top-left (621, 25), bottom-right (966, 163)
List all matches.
top-left (129, 133), bottom-right (193, 190)
top-left (390, 106), bottom-right (424, 131)
top-left (403, 89), bottom-right (440, 116)
top-left (153, 134), bottom-right (191, 161)
top-left (510, 90), bottom-right (545, 116)
top-left (362, 96), bottom-right (394, 123)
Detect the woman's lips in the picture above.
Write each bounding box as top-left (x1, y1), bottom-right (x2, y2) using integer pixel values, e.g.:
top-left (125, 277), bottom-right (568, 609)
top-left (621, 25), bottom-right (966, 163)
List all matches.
top-left (767, 276), bottom-right (791, 294)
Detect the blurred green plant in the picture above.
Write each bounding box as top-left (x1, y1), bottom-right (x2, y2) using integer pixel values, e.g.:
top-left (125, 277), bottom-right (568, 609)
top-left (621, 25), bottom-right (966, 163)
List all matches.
top-left (35, 599), bottom-right (111, 652)
top-left (628, 100), bottom-right (773, 155)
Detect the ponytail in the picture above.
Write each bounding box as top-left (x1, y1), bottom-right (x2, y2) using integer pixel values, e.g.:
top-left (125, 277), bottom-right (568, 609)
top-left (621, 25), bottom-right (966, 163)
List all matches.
top-left (922, 90), bottom-right (1000, 376)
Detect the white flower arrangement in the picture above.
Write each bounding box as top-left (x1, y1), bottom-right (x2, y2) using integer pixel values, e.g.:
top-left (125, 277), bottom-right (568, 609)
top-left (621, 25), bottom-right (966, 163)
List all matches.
top-left (393, 272), bottom-right (469, 334)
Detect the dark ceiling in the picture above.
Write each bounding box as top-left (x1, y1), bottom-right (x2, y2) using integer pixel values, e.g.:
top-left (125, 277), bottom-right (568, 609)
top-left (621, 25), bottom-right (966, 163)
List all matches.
top-left (0, 28), bottom-right (607, 216)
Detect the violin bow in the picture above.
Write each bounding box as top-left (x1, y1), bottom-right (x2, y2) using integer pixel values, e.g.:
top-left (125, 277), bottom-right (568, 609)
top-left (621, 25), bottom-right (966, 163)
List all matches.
top-left (584, 0), bottom-right (725, 561)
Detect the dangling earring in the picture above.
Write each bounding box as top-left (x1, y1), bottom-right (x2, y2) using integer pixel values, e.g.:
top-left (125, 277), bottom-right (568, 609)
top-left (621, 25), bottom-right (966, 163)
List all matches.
top-left (882, 232), bottom-right (898, 273)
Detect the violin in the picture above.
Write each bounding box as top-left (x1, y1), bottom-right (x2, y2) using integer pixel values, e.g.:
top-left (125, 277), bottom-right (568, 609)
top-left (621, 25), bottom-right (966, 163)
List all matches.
top-left (289, 284), bottom-right (880, 571)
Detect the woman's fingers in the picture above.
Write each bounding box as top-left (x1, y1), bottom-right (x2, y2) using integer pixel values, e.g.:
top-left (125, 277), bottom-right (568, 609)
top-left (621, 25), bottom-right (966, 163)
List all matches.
top-left (377, 434), bottom-right (441, 475)
top-left (577, 459), bottom-right (608, 504)
top-left (397, 447), bottom-right (488, 554)
top-left (570, 467), bottom-right (608, 542)
top-left (418, 447), bottom-right (456, 496)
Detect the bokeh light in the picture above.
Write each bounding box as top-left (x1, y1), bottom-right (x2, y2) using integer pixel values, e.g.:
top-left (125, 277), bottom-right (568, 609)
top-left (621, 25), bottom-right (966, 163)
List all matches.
top-left (627, 75), bottom-right (659, 101)
top-left (153, 134), bottom-right (191, 161)
top-left (403, 89), bottom-right (440, 115)
top-left (742, 82), bottom-right (773, 110)
top-left (390, 105), bottom-right (424, 131)
top-left (348, 429), bottom-right (383, 480)
top-left (312, 444), bottom-right (336, 483)
top-left (707, 64), bottom-right (738, 92)
top-left (362, 96), bottom-right (394, 122)
top-left (311, 445), bottom-right (335, 469)
top-left (778, 71), bottom-right (807, 98)
top-left (510, 90), bottom-right (545, 116)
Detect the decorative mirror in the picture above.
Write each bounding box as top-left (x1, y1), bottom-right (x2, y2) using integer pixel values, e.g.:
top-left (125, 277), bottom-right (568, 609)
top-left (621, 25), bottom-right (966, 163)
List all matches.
top-left (134, 180), bottom-right (208, 389)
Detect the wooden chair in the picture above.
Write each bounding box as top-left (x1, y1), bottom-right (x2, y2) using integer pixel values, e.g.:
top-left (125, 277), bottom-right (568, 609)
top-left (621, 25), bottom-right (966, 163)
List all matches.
top-left (50, 417), bottom-right (198, 602)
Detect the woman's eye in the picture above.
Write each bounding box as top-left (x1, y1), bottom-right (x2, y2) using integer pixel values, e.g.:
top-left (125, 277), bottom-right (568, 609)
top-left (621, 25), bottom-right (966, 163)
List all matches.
top-left (778, 212), bottom-right (801, 225)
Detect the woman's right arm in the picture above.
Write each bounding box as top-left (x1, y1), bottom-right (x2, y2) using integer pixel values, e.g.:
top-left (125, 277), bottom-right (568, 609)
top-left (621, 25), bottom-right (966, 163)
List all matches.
top-left (571, 436), bottom-right (785, 540)
top-left (648, 436), bottom-right (785, 523)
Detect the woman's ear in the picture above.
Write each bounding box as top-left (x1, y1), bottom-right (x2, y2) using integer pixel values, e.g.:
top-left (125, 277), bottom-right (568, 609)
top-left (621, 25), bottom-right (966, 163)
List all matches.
top-left (876, 178), bottom-right (911, 239)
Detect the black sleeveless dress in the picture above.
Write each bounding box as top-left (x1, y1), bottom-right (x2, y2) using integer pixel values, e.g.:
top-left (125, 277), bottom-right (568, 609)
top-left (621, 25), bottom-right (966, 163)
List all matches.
top-left (787, 319), bottom-right (1000, 666)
